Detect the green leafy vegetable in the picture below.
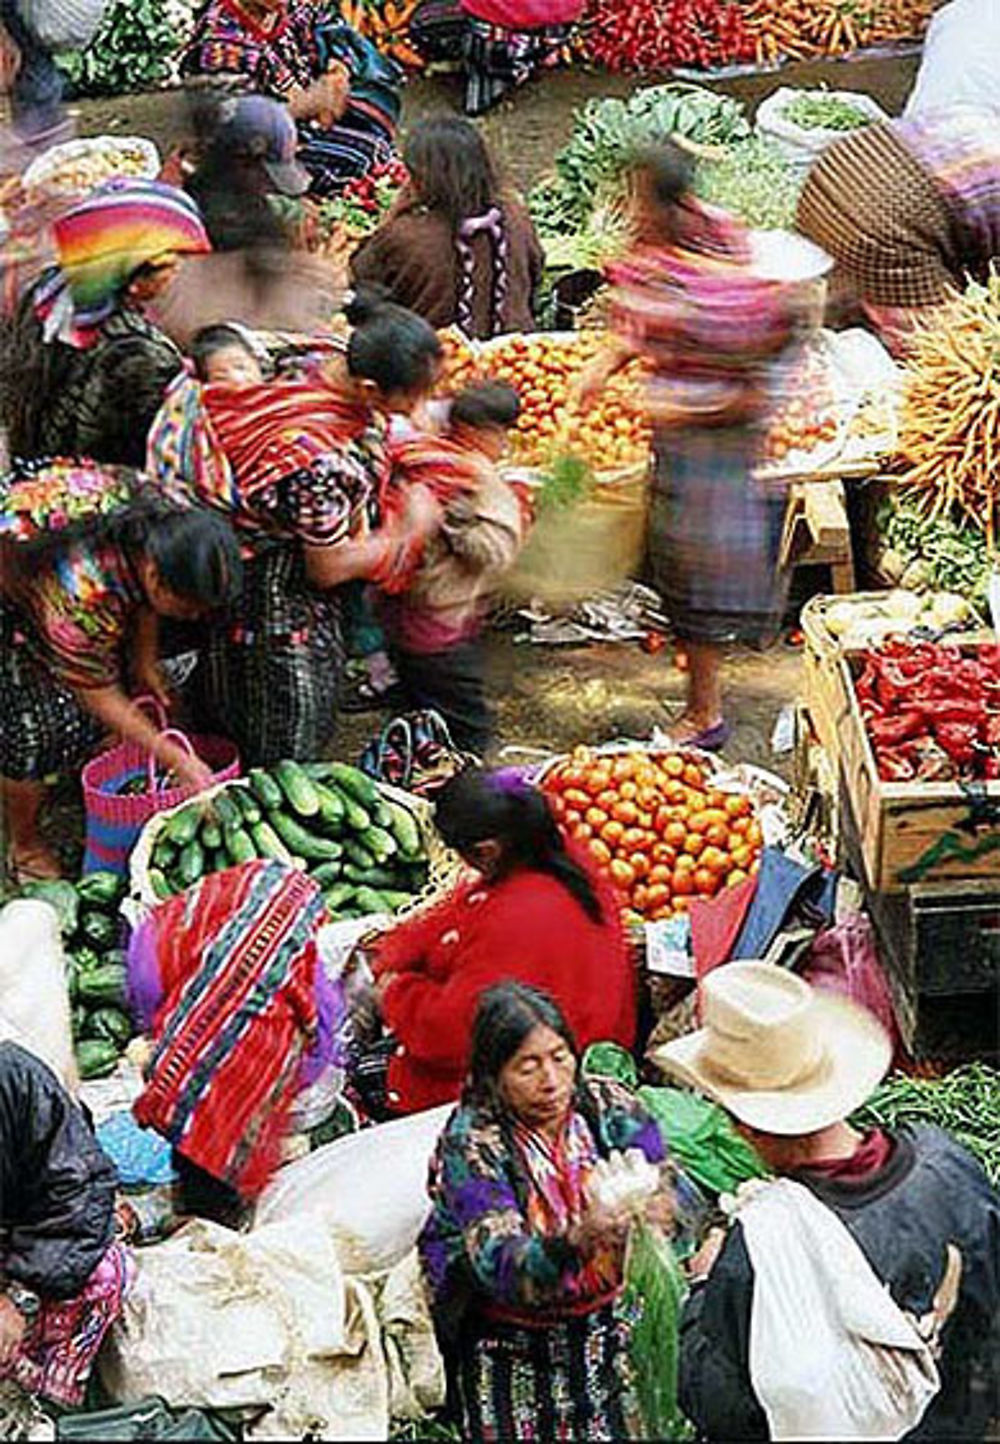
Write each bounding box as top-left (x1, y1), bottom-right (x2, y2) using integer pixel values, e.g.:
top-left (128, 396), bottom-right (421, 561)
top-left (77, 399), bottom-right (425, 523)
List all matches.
top-left (782, 90), bottom-right (874, 133)
top-left (693, 137), bottom-right (802, 230)
top-left (854, 1065), bottom-right (1000, 1185)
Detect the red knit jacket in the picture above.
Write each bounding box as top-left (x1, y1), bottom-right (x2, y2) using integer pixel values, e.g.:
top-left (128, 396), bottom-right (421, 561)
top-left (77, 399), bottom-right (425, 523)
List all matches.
top-left (373, 854), bottom-right (635, 1115)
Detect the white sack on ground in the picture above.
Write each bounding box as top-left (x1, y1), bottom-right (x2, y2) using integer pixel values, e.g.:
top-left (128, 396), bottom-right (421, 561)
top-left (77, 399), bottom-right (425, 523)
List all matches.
top-left (100, 1214), bottom-right (389, 1440)
top-left (0, 900), bottom-right (77, 1094)
top-left (254, 1104), bottom-right (452, 1273)
top-left (377, 1250), bottom-right (446, 1421)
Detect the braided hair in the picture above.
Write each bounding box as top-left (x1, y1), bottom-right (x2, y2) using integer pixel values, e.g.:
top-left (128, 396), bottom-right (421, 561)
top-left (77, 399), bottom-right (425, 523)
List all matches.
top-left (403, 118), bottom-right (510, 338)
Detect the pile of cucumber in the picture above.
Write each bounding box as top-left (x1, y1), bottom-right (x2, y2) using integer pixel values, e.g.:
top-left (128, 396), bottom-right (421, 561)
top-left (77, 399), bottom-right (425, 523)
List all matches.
top-left (21, 871), bottom-right (132, 1080)
top-left (149, 759), bottom-right (431, 919)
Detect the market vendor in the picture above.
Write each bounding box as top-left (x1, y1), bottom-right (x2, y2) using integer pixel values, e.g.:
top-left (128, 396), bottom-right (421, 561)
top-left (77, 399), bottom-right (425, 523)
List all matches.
top-left (0, 1041), bottom-right (131, 1408)
top-left (180, 0), bottom-right (401, 198)
top-left (2, 180), bottom-right (210, 468)
top-left (409, 0), bottom-right (581, 115)
top-left (654, 962), bottom-right (1000, 1441)
top-left (0, 466), bottom-right (243, 882)
top-left (129, 860), bottom-right (343, 1226)
top-left (351, 117), bottom-right (544, 339)
top-left (797, 108), bottom-right (1000, 350)
top-left (148, 289), bottom-right (443, 764)
top-left (579, 142), bottom-right (795, 752)
top-left (356, 767), bottom-right (635, 1118)
top-left (420, 980), bottom-right (692, 1440)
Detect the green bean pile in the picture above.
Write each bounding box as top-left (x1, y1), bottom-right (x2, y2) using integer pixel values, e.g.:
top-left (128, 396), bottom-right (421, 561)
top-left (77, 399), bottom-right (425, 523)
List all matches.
top-left (854, 1064), bottom-right (1000, 1185)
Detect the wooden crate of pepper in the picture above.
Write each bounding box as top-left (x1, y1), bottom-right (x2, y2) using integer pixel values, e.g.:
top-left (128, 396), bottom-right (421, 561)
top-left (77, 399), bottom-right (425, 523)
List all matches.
top-left (836, 636), bottom-right (1000, 894)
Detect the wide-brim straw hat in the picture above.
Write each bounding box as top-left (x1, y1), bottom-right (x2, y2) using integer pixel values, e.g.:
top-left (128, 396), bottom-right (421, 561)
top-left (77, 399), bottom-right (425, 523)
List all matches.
top-left (650, 960), bottom-right (891, 1136)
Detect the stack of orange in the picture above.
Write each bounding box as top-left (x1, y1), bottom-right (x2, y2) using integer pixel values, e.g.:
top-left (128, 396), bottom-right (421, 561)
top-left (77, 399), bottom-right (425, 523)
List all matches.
top-left (436, 331), bottom-right (651, 471)
top-left (543, 746), bottom-right (763, 920)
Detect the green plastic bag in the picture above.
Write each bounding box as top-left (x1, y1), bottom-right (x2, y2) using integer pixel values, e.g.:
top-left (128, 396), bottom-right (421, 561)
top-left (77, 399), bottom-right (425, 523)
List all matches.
top-left (636, 1086), bottom-right (767, 1197)
top-left (622, 1221), bottom-right (692, 1440)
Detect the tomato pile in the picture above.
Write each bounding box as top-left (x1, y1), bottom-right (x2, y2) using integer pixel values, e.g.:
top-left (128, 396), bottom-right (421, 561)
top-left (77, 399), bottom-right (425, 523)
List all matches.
top-left (437, 332), bottom-right (652, 471)
top-left (543, 747), bottom-right (763, 920)
top-left (763, 351), bottom-right (839, 466)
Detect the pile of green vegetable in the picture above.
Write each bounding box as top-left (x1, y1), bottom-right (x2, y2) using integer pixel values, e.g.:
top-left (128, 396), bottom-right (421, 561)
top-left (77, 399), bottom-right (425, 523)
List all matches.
top-left (855, 1065), bottom-right (1000, 1185)
top-left (781, 90), bottom-right (874, 132)
top-left (149, 761), bottom-right (430, 920)
top-left (692, 138), bottom-right (802, 230)
top-left (875, 494), bottom-right (992, 606)
top-left (21, 872), bottom-right (131, 1081)
top-left (56, 0), bottom-right (194, 97)
top-left (529, 84), bottom-right (750, 236)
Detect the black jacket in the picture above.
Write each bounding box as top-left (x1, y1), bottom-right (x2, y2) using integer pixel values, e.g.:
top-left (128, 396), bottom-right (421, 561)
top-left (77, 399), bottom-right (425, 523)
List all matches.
top-left (0, 1042), bottom-right (117, 1298)
top-left (680, 1126), bottom-right (1000, 1441)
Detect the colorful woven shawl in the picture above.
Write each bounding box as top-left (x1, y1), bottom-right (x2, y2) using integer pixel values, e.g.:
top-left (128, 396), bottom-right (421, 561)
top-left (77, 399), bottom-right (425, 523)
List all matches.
top-left (133, 861), bottom-right (324, 1196)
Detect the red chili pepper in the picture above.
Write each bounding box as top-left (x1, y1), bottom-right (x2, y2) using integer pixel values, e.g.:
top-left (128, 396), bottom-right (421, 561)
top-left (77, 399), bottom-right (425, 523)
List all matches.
top-left (877, 747), bottom-right (917, 782)
top-left (869, 711), bottom-right (926, 748)
top-left (935, 721), bottom-right (981, 766)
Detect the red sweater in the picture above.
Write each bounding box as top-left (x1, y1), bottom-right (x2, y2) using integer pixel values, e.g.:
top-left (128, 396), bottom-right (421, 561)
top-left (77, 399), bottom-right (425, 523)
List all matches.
top-left (373, 856), bottom-right (635, 1115)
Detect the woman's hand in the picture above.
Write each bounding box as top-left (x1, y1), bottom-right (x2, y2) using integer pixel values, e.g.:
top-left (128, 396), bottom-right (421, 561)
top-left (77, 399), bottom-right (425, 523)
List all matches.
top-left (133, 662), bottom-right (172, 712)
top-left (166, 748), bottom-right (215, 797)
top-left (0, 1297), bottom-right (27, 1366)
top-left (290, 63), bottom-right (350, 124)
top-left (571, 1198), bottom-right (632, 1255)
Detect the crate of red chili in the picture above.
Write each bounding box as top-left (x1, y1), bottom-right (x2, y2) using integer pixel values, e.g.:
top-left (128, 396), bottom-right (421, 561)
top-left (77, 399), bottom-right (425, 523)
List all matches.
top-left (837, 637), bottom-right (1000, 893)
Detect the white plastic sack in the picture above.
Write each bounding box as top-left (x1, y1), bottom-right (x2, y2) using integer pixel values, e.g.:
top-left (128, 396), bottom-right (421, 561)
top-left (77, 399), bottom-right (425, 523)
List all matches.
top-left (905, 0), bottom-right (1000, 117)
top-left (732, 1178), bottom-right (940, 1440)
top-left (17, 0), bottom-right (107, 51)
top-left (0, 900), bottom-right (77, 1095)
top-left (756, 88), bottom-right (889, 172)
top-left (255, 1104), bottom-right (451, 1274)
top-left (378, 1250), bottom-right (446, 1422)
top-left (100, 1213), bottom-right (389, 1441)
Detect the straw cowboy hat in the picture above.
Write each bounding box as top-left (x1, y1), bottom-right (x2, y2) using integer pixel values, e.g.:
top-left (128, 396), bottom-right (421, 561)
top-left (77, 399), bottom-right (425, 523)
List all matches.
top-left (651, 961), bottom-right (892, 1136)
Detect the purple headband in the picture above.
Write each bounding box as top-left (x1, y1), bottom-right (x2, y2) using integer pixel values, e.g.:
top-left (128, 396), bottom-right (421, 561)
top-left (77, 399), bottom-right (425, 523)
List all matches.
top-left (489, 766), bottom-right (534, 799)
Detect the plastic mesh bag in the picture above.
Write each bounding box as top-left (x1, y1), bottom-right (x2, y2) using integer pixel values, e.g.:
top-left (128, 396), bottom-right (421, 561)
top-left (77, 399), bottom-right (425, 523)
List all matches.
top-left (622, 1221), bottom-right (692, 1439)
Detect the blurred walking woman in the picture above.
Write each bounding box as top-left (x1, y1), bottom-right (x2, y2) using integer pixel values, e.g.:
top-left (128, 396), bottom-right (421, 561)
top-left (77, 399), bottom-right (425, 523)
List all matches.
top-left (420, 982), bottom-right (688, 1441)
top-left (0, 465), bottom-right (243, 880)
top-left (3, 181), bottom-right (209, 466)
top-left (352, 117), bottom-right (543, 339)
top-left (580, 143), bottom-right (794, 751)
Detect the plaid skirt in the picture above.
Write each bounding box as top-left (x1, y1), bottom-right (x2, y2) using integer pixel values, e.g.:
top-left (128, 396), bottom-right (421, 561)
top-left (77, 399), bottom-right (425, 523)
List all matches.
top-left (0, 600), bottom-right (106, 780)
top-left (297, 105), bottom-right (395, 199)
top-left (192, 544), bottom-right (345, 766)
top-left (410, 0), bottom-right (570, 113)
top-left (452, 1301), bottom-right (642, 1441)
top-left (648, 425), bottom-right (785, 647)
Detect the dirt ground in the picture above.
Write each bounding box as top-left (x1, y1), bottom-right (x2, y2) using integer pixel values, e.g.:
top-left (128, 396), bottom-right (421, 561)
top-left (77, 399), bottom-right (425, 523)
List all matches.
top-left (63, 54), bottom-right (919, 768)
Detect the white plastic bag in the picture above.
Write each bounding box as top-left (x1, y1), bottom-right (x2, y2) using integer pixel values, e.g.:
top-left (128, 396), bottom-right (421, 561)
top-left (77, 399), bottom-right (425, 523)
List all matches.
top-left (733, 1178), bottom-right (940, 1440)
top-left (101, 1214), bottom-right (389, 1441)
top-left (756, 88), bottom-right (889, 172)
top-left (905, 0), bottom-right (1000, 117)
top-left (0, 900), bottom-right (77, 1094)
top-left (254, 1104), bottom-right (451, 1273)
top-left (17, 0), bottom-right (107, 51)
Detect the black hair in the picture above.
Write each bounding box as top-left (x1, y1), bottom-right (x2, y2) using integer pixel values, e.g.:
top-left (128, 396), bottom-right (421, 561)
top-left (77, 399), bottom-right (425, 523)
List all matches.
top-left (450, 380), bottom-right (520, 431)
top-left (632, 140), bottom-right (695, 210)
top-left (190, 323), bottom-right (259, 380)
top-left (403, 117), bottom-right (500, 228)
top-left (345, 287), bottom-right (442, 398)
top-left (466, 981), bottom-right (578, 1107)
top-left (434, 768), bottom-right (604, 924)
top-left (5, 474), bottom-right (243, 611)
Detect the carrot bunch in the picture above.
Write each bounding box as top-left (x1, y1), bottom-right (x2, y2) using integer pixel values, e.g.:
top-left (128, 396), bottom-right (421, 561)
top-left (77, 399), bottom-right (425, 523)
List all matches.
top-left (340, 0), bottom-right (425, 68)
top-left (741, 0), bottom-right (937, 63)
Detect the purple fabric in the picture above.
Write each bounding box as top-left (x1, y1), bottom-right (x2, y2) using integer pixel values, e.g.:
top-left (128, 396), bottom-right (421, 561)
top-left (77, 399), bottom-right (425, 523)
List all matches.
top-left (126, 916), bottom-right (164, 1035)
top-left (298, 965), bottom-right (346, 1088)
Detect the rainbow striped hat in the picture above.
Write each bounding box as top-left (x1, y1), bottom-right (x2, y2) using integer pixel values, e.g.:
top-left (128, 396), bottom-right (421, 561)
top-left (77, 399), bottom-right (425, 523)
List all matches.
top-left (36, 179), bottom-right (210, 347)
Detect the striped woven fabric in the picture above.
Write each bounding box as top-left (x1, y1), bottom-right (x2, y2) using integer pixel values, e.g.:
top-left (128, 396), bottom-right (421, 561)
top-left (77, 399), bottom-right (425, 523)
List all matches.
top-left (133, 861), bottom-right (324, 1196)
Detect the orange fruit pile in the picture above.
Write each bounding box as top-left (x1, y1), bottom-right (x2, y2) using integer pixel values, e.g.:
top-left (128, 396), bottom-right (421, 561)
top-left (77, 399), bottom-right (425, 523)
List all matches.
top-left (543, 747), bottom-right (763, 920)
top-left (436, 331), bottom-right (651, 471)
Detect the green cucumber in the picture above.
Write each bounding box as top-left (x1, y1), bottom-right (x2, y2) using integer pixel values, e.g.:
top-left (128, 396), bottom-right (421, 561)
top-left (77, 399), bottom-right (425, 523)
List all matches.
top-left (212, 791), bottom-right (242, 832)
top-left (312, 783), bottom-right (345, 834)
top-left (250, 821), bottom-right (293, 864)
top-left (309, 859), bottom-right (343, 888)
top-left (165, 805), bottom-right (201, 848)
top-left (84, 1006), bottom-right (133, 1047)
top-left (71, 946), bottom-right (102, 974)
top-left (200, 818), bottom-right (223, 851)
top-left (369, 796), bottom-right (393, 829)
top-left (76, 870), bottom-right (126, 908)
top-left (343, 861), bottom-right (401, 889)
top-left (225, 827), bottom-right (258, 866)
top-left (178, 839), bottom-right (206, 887)
top-left (249, 768), bottom-right (284, 811)
top-left (77, 963), bottom-right (127, 1008)
top-left (375, 889), bottom-right (414, 912)
top-left (352, 886), bottom-right (392, 916)
top-left (76, 1039), bottom-right (119, 1079)
top-left (384, 800), bottom-right (423, 860)
top-left (80, 911), bottom-right (117, 949)
top-left (343, 837), bottom-right (377, 871)
top-left (233, 787), bottom-right (262, 827)
top-left (328, 784), bottom-right (370, 834)
top-left (147, 867), bottom-right (174, 901)
top-left (152, 837), bottom-right (176, 871)
top-left (360, 825), bottom-right (397, 865)
top-left (273, 760), bottom-right (320, 818)
top-left (325, 762), bottom-right (379, 809)
top-left (268, 811), bottom-right (343, 861)
top-left (323, 882), bottom-right (357, 913)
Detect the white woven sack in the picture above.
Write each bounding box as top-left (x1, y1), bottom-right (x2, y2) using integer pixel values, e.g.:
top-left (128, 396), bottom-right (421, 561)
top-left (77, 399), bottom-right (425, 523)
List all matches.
top-left (756, 88), bottom-right (890, 173)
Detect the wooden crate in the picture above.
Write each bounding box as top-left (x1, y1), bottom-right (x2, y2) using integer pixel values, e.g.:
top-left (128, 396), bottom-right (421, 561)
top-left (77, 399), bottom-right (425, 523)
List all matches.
top-left (802, 633), bottom-right (852, 768)
top-left (837, 648), bottom-right (1000, 894)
